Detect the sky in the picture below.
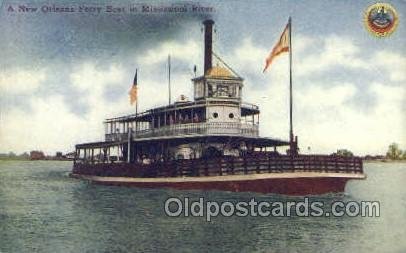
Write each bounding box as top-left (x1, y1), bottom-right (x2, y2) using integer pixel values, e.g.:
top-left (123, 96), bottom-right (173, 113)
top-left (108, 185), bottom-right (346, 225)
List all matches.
top-left (0, 0), bottom-right (405, 155)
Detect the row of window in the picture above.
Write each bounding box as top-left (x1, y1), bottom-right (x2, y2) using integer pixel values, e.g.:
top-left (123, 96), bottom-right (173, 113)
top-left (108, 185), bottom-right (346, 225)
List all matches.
top-left (194, 82), bottom-right (242, 99)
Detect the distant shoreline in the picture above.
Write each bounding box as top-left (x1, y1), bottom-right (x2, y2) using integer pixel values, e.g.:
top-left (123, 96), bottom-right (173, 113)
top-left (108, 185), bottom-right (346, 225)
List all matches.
top-left (364, 159), bottom-right (406, 163)
top-left (1, 157), bottom-right (405, 163)
top-left (0, 158), bottom-right (73, 161)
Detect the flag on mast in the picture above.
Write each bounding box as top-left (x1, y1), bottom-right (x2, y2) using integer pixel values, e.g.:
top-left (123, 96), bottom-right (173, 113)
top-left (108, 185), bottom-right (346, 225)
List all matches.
top-left (263, 21), bottom-right (290, 72)
top-left (129, 69), bottom-right (138, 105)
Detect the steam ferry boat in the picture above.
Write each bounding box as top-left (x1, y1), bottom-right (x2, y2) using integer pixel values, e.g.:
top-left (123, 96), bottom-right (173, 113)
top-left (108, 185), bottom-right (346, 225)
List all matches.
top-left (70, 19), bottom-right (365, 195)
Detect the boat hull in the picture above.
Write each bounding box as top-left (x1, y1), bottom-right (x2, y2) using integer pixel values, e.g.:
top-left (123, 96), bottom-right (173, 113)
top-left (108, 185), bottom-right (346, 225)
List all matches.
top-left (70, 172), bottom-right (365, 195)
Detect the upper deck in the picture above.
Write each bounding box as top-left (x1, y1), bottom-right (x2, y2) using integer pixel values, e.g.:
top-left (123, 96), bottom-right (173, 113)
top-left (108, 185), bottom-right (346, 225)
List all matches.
top-left (106, 121), bottom-right (259, 142)
top-left (104, 99), bottom-right (261, 142)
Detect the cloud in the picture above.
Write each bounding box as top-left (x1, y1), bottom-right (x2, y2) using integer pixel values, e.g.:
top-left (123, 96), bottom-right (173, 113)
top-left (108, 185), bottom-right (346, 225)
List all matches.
top-left (69, 62), bottom-right (129, 117)
top-left (295, 35), bottom-right (367, 76)
top-left (0, 33), bottom-right (404, 156)
top-left (138, 40), bottom-right (201, 66)
top-left (0, 4), bottom-right (212, 70)
top-left (232, 38), bottom-right (266, 73)
top-left (225, 36), bottom-right (314, 74)
top-left (245, 76), bottom-right (404, 155)
top-left (224, 35), bottom-right (405, 155)
top-left (225, 34), bottom-right (363, 79)
top-left (0, 95), bottom-right (86, 154)
top-left (0, 69), bottom-right (46, 94)
top-left (371, 51), bottom-right (406, 82)
top-left (297, 82), bottom-right (356, 108)
top-left (69, 62), bottom-right (134, 126)
top-left (71, 63), bottom-right (126, 91)
top-left (0, 63), bottom-right (133, 154)
top-left (0, 41), bottom-right (203, 154)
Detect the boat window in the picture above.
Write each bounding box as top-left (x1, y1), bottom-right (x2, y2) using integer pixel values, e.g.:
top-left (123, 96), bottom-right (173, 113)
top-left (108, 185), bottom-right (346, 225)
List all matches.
top-left (229, 113), bottom-right (234, 119)
top-left (217, 85), bottom-right (229, 97)
top-left (208, 84), bottom-right (214, 97)
top-left (213, 112), bottom-right (219, 118)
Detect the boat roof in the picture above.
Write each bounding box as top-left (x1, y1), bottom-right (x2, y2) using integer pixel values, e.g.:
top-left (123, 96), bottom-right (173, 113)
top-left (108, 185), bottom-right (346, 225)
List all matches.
top-left (192, 67), bottom-right (243, 82)
top-left (104, 100), bottom-right (260, 123)
top-left (76, 135), bottom-right (289, 149)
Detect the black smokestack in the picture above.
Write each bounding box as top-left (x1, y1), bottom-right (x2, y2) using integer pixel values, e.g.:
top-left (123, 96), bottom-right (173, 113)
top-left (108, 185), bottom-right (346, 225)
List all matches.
top-left (203, 19), bottom-right (214, 74)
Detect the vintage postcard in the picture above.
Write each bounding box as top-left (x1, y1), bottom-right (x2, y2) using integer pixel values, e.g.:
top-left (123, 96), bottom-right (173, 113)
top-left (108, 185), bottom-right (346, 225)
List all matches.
top-left (0, 1), bottom-right (405, 252)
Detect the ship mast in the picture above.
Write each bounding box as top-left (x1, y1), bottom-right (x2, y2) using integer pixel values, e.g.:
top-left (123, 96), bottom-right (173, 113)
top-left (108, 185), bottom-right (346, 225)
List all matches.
top-left (136, 69), bottom-right (139, 133)
top-left (288, 17), bottom-right (297, 155)
top-left (288, 17), bottom-right (293, 151)
top-left (168, 55), bottom-right (171, 105)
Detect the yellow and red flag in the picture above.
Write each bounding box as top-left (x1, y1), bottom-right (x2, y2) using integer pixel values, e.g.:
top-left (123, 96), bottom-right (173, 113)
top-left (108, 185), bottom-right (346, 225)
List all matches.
top-left (263, 21), bottom-right (290, 72)
top-left (129, 69), bottom-right (138, 105)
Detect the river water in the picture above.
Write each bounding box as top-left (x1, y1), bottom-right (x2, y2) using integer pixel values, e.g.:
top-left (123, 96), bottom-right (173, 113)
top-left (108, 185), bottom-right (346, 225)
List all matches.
top-left (0, 161), bottom-right (405, 253)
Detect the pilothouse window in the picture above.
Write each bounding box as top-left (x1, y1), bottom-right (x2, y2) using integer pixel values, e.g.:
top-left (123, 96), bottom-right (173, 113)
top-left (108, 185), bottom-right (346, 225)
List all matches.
top-left (207, 82), bottom-right (237, 98)
top-left (217, 85), bottom-right (229, 97)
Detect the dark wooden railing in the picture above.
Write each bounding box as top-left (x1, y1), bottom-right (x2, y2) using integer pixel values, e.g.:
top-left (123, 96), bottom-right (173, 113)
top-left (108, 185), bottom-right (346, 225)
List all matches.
top-left (73, 153), bottom-right (363, 178)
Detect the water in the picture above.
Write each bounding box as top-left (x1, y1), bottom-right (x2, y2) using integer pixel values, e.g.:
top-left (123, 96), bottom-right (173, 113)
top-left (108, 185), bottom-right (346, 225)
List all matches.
top-left (0, 161), bottom-right (405, 253)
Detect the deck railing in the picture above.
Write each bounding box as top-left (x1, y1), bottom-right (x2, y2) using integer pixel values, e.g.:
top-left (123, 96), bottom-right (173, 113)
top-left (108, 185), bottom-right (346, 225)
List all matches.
top-left (105, 122), bottom-right (259, 141)
top-left (73, 153), bottom-right (363, 178)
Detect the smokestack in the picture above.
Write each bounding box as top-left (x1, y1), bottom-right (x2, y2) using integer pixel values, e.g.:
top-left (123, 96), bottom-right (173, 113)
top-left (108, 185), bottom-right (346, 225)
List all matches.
top-left (203, 19), bottom-right (214, 74)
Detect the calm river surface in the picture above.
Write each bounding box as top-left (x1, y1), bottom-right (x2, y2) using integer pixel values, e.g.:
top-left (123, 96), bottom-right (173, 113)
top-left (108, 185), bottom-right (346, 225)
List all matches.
top-left (0, 161), bottom-right (405, 253)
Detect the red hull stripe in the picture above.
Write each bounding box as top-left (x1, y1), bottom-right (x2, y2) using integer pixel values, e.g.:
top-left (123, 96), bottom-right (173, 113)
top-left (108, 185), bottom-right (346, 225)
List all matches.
top-left (70, 173), bottom-right (365, 195)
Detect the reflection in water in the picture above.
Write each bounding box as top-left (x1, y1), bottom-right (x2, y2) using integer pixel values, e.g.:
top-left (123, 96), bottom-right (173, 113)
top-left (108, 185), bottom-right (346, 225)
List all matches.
top-left (0, 161), bottom-right (405, 252)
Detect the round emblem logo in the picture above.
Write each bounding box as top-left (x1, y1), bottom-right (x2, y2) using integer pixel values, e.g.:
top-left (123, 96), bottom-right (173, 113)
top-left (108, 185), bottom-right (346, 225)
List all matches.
top-left (364, 3), bottom-right (398, 37)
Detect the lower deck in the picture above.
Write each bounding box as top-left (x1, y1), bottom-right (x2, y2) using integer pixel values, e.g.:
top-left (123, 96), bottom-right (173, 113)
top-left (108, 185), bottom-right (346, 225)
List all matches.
top-left (74, 135), bottom-right (290, 164)
top-left (73, 153), bottom-right (364, 178)
top-left (72, 153), bottom-right (364, 195)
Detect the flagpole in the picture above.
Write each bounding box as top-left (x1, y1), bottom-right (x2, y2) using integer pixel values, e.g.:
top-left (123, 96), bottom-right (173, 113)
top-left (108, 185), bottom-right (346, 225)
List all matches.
top-left (288, 17), bottom-right (294, 154)
top-left (135, 68), bottom-right (138, 131)
top-left (168, 55), bottom-right (171, 105)
top-left (135, 69), bottom-right (139, 163)
top-left (127, 128), bottom-right (131, 163)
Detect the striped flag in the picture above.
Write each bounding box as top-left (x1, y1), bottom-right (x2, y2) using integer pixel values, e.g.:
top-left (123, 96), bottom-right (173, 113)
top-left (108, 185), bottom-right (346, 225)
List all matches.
top-left (263, 21), bottom-right (290, 73)
top-left (129, 69), bottom-right (138, 105)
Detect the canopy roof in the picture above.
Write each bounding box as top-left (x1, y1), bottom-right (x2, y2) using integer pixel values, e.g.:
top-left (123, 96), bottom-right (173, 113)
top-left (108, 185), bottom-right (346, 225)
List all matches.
top-left (76, 135), bottom-right (289, 149)
top-left (205, 66), bottom-right (234, 78)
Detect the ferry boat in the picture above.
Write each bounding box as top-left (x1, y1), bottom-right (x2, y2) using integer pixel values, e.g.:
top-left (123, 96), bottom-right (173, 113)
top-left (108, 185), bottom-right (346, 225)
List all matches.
top-left (70, 19), bottom-right (365, 195)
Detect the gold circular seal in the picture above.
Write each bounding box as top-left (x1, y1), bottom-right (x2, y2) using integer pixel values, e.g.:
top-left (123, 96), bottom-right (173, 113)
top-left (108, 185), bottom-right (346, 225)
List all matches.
top-left (364, 3), bottom-right (398, 37)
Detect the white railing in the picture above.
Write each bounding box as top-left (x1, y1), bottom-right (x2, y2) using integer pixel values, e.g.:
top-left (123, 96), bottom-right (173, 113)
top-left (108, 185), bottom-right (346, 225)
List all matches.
top-left (105, 122), bottom-right (259, 141)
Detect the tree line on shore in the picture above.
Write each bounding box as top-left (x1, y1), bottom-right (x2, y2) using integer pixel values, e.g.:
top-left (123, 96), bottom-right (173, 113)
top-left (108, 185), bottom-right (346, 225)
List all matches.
top-left (385, 143), bottom-right (406, 160)
top-left (332, 142), bottom-right (406, 160)
top-left (0, 151), bottom-right (74, 161)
